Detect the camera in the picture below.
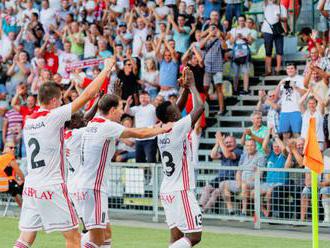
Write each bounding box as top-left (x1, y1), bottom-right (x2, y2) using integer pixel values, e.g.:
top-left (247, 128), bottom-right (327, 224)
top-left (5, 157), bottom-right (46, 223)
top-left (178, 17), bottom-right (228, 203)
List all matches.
top-left (283, 80), bottom-right (292, 90)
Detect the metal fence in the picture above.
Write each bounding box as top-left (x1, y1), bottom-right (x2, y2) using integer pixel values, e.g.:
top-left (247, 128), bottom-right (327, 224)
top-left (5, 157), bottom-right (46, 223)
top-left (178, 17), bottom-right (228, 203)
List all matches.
top-left (107, 162), bottom-right (330, 229)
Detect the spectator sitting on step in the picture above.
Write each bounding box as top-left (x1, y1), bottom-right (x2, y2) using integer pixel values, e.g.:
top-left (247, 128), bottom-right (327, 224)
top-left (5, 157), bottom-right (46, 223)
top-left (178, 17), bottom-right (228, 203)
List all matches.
top-left (199, 132), bottom-right (242, 213)
top-left (0, 141), bottom-right (25, 208)
top-left (241, 111), bottom-right (268, 154)
top-left (274, 62), bottom-right (306, 143)
top-left (223, 139), bottom-right (265, 216)
top-left (256, 90), bottom-right (281, 133)
top-left (252, 128), bottom-right (289, 218)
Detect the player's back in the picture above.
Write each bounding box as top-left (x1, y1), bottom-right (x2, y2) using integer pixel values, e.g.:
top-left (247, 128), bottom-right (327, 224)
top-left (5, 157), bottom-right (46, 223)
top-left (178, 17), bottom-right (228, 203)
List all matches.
top-left (76, 116), bottom-right (124, 193)
top-left (64, 127), bottom-right (85, 193)
top-left (157, 115), bottom-right (195, 193)
top-left (23, 104), bottom-right (72, 188)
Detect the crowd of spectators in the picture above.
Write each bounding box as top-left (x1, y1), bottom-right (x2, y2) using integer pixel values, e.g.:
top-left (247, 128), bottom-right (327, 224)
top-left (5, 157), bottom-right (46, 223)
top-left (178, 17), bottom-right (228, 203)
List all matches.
top-left (0, 0), bottom-right (330, 224)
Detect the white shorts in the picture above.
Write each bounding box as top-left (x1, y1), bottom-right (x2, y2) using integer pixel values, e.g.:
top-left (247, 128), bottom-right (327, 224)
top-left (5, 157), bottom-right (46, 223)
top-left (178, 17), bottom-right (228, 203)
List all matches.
top-left (75, 189), bottom-right (109, 230)
top-left (69, 192), bottom-right (81, 218)
top-left (160, 190), bottom-right (202, 233)
top-left (19, 183), bottom-right (79, 233)
top-left (203, 72), bottom-right (223, 86)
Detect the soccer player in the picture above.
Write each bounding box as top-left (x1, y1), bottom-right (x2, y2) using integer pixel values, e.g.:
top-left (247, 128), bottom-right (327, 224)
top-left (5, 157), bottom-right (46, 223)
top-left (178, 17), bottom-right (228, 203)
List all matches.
top-left (156, 68), bottom-right (204, 248)
top-left (14, 58), bottom-right (117, 248)
top-left (75, 93), bottom-right (173, 248)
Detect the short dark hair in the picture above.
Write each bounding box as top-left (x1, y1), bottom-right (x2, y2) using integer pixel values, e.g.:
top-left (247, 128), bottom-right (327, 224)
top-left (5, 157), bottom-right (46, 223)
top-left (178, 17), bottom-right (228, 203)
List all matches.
top-left (32, 12), bottom-right (39, 19)
top-left (140, 90), bottom-right (149, 96)
top-left (38, 82), bottom-right (62, 105)
top-left (299, 27), bottom-right (312, 36)
top-left (98, 94), bottom-right (120, 115)
top-left (156, 101), bottom-right (172, 123)
top-left (65, 111), bottom-right (85, 129)
top-left (286, 62), bottom-right (297, 69)
top-left (238, 15), bottom-right (246, 20)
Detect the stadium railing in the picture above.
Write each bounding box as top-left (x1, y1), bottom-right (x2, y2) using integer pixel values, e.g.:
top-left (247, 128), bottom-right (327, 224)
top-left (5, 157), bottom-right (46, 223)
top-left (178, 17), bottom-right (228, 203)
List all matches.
top-left (107, 163), bottom-right (330, 229)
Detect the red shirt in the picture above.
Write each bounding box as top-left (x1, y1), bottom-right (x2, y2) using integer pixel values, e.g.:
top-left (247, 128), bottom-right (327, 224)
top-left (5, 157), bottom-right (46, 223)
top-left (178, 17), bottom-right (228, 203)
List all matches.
top-left (20, 105), bottom-right (40, 126)
top-left (307, 37), bottom-right (322, 52)
top-left (44, 52), bottom-right (59, 74)
top-left (82, 77), bottom-right (109, 111)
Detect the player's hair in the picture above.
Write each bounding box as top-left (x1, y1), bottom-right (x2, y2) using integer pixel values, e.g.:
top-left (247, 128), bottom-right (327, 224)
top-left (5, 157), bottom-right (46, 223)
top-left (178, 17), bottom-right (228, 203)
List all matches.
top-left (98, 94), bottom-right (120, 115)
top-left (38, 82), bottom-right (62, 105)
top-left (156, 101), bottom-right (172, 123)
top-left (65, 111), bottom-right (85, 129)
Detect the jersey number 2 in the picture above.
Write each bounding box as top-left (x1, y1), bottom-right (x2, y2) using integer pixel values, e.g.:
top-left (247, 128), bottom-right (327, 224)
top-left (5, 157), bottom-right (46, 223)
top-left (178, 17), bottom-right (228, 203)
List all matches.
top-left (162, 151), bottom-right (175, 177)
top-left (28, 138), bottom-right (46, 169)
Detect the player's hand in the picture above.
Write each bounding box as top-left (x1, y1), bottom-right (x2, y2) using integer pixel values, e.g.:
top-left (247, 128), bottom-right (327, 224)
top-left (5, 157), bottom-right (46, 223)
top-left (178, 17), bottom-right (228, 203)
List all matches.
top-left (161, 122), bottom-right (173, 133)
top-left (183, 67), bottom-right (195, 88)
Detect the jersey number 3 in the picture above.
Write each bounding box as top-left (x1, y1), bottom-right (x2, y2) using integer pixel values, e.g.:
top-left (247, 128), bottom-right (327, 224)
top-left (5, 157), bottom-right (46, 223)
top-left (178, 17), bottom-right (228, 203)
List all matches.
top-left (162, 151), bottom-right (175, 177)
top-left (28, 138), bottom-right (46, 169)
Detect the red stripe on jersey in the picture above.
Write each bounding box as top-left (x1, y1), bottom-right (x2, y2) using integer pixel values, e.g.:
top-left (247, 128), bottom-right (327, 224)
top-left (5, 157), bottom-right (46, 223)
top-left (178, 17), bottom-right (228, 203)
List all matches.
top-left (27, 111), bottom-right (50, 119)
top-left (94, 139), bottom-right (110, 224)
top-left (187, 130), bottom-right (193, 159)
top-left (91, 117), bottom-right (106, 123)
top-left (182, 141), bottom-right (190, 190)
top-left (61, 183), bottom-right (78, 226)
top-left (60, 128), bottom-right (65, 181)
top-left (181, 191), bottom-right (194, 230)
top-left (64, 130), bottom-right (73, 140)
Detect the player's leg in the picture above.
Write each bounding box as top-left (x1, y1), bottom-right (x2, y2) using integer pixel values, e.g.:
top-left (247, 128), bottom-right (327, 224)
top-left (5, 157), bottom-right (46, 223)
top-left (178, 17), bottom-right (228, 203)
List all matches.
top-left (100, 224), bottom-right (112, 248)
top-left (170, 227), bottom-right (184, 244)
top-left (62, 228), bottom-right (81, 248)
top-left (14, 231), bottom-right (37, 248)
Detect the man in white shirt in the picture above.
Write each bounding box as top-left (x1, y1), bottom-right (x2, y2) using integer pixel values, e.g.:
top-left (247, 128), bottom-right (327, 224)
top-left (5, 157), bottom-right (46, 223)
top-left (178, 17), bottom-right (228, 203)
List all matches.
top-left (124, 91), bottom-right (158, 163)
top-left (58, 41), bottom-right (79, 80)
top-left (128, 13), bottom-right (148, 57)
top-left (274, 63), bottom-right (307, 142)
top-left (13, 58), bottom-right (116, 248)
top-left (39, 0), bottom-right (57, 34)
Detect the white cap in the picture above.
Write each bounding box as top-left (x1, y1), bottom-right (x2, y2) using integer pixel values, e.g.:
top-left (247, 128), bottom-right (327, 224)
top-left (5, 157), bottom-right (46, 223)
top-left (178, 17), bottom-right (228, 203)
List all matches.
top-left (111, 5), bottom-right (124, 14)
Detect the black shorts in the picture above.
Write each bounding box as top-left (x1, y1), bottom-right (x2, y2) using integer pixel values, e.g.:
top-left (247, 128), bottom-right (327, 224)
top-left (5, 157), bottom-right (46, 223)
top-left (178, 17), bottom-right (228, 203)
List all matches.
top-left (8, 180), bottom-right (23, 197)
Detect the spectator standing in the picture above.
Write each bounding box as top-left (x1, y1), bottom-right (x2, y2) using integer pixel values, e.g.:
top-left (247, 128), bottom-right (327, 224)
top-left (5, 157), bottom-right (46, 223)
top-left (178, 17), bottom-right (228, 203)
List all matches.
top-left (39, 0), bottom-right (57, 34)
top-left (2, 107), bottom-right (23, 153)
top-left (261, 0), bottom-right (287, 76)
top-left (117, 59), bottom-right (139, 102)
top-left (274, 63), bottom-right (306, 142)
top-left (200, 24), bottom-right (227, 115)
top-left (115, 116), bottom-right (136, 162)
top-left (124, 92), bottom-right (158, 163)
top-left (156, 36), bottom-right (179, 99)
top-left (229, 15), bottom-right (252, 95)
top-left (140, 58), bottom-right (160, 100)
top-left (203, 0), bottom-right (221, 19)
top-left (256, 90), bottom-right (280, 133)
top-left (0, 86), bottom-right (9, 150)
top-left (167, 14), bottom-right (191, 55)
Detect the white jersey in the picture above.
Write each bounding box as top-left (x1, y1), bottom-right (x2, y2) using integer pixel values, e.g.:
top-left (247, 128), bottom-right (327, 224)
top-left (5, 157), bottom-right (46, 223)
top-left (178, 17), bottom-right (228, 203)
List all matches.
top-left (76, 116), bottom-right (125, 193)
top-left (158, 115), bottom-right (195, 193)
top-left (64, 127), bottom-right (86, 193)
top-left (23, 104), bottom-right (72, 188)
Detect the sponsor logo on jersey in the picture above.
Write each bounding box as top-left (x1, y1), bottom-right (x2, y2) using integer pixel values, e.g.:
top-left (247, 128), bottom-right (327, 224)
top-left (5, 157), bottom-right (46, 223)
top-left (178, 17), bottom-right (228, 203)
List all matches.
top-left (24, 121), bottom-right (46, 131)
top-left (158, 138), bottom-right (170, 145)
top-left (23, 187), bottom-right (54, 200)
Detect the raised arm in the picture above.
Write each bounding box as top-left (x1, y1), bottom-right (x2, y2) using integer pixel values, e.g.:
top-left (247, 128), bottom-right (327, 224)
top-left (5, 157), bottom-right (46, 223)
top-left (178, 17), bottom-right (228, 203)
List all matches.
top-left (217, 132), bottom-right (237, 160)
top-left (71, 57), bottom-right (116, 113)
top-left (164, 39), bottom-right (177, 63)
top-left (120, 123), bottom-right (173, 139)
top-left (84, 91), bottom-right (104, 123)
top-left (186, 69), bottom-right (204, 127)
top-left (298, 89), bottom-right (310, 113)
top-left (262, 129), bottom-right (271, 155)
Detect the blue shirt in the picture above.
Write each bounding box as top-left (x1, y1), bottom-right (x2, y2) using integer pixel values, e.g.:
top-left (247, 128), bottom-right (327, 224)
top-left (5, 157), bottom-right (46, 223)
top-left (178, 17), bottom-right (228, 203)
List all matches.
top-left (159, 60), bottom-right (178, 88)
top-left (204, 0), bottom-right (221, 19)
top-left (266, 151), bottom-right (288, 184)
top-left (173, 27), bottom-right (191, 54)
top-left (218, 148), bottom-right (242, 179)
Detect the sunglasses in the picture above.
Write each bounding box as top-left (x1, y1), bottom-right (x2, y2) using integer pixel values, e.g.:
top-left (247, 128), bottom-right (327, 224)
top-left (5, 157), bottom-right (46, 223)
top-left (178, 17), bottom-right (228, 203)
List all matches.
top-left (8, 146), bottom-right (15, 149)
top-left (126, 64), bottom-right (132, 66)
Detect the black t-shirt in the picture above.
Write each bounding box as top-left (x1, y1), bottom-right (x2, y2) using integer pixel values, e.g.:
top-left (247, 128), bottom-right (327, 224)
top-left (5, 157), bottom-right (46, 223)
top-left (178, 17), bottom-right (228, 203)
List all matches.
top-left (117, 70), bottom-right (139, 100)
top-left (188, 64), bottom-right (205, 93)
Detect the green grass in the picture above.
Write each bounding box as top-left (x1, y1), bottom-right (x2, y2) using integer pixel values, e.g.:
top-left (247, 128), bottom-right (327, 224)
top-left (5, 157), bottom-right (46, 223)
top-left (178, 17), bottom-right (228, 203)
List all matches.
top-left (1, 217), bottom-right (330, 248)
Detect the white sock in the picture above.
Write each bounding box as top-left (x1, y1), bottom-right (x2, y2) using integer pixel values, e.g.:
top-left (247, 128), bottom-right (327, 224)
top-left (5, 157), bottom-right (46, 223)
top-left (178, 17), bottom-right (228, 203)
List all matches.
top-left (14, 239), bottom-right (31, 248)
top-left (81, 232), bottom-right (89, 247)
top-left (169, 237), bottom-right (192, 248)
top-left (100, 239), bottom-right (112, 248)
top-left (84, 241), bottom-right (99, 248)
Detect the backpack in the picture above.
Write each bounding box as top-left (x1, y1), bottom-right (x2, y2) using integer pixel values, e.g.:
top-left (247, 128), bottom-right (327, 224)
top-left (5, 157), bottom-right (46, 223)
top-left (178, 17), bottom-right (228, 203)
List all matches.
top-left (232, 42), bottom-right (250, 65)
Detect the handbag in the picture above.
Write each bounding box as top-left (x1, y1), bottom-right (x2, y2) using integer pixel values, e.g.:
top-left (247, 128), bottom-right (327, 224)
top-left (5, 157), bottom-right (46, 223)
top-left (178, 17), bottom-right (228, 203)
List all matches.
top-left (265, 5), bottom-right (285, 36)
